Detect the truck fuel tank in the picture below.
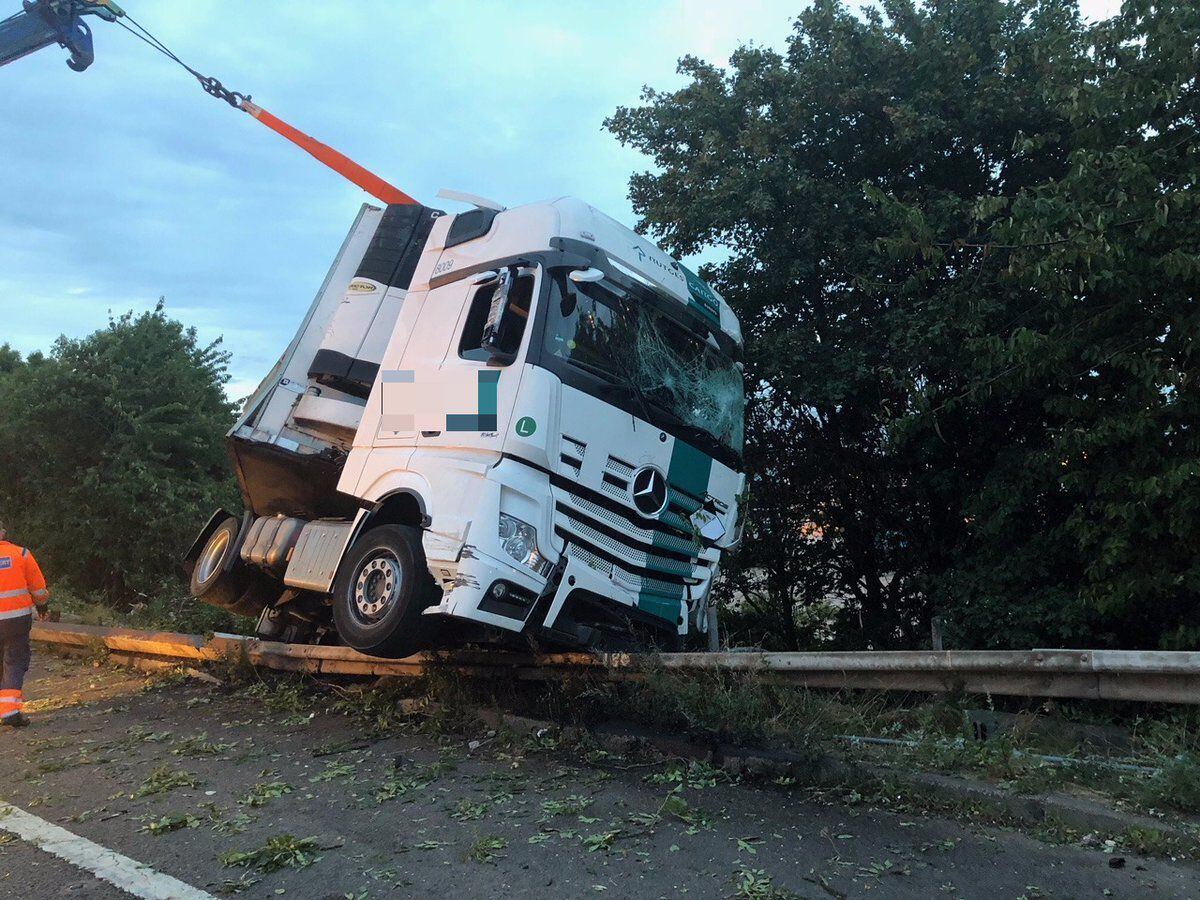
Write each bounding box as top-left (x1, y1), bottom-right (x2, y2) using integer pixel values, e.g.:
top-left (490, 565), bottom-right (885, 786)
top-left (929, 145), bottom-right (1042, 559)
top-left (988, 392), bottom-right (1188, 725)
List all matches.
top-left (240, 515), bottom-right (306, 574)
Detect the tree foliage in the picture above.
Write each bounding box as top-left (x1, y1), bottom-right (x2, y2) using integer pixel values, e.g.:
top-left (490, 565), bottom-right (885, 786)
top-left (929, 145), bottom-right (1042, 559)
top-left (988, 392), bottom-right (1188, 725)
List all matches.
top-left (0, 304), bottom-right (238, 602)
top-left (607, 0), bottom-right (1200, 649)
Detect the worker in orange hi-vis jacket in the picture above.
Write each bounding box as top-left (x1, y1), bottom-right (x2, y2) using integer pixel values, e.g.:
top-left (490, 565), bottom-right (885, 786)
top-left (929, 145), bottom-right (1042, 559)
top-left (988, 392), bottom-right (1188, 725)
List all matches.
top-left (0, 518), bottom-right (50, 727)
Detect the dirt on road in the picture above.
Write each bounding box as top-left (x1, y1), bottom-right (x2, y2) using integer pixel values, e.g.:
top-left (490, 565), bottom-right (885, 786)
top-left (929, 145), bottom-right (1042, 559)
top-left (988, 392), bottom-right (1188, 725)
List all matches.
top-left (1, 654), bottom-right (1196, 899)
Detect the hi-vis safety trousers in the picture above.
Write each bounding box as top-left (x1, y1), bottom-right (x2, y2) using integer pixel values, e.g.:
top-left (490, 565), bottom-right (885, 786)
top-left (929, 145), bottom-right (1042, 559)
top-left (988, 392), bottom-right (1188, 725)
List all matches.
top-left (0, 540), bottom-right (49, 720)
top-left (0, 614), bottom-right (31, 719)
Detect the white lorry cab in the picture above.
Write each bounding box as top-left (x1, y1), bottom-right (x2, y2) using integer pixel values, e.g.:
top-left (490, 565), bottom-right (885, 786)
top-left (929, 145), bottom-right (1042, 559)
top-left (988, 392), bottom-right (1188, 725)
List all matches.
top-left (185, 195), bottom-right (747, 657)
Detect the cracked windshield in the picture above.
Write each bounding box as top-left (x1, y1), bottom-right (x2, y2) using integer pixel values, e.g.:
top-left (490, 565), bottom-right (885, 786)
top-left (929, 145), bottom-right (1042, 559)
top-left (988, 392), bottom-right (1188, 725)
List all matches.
top-left (544, 274), bottom-right (744, 458)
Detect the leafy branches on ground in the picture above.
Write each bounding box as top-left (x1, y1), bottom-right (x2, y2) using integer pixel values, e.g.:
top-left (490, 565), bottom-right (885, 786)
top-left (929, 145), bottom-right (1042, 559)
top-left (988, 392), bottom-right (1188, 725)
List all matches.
top-left (131, 765), bottom-right (201, 799)
top-left (220, 834), bottom-right (321, 872)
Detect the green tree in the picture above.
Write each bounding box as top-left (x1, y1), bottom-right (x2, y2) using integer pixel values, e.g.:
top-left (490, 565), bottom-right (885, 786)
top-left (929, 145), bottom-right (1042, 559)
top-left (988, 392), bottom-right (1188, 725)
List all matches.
top-left (608, 0), bottom-right (1200, 649)
top-left (0, 303), bottom-right (238, 602)
top-left (0, 343), bottom-right (23, 375)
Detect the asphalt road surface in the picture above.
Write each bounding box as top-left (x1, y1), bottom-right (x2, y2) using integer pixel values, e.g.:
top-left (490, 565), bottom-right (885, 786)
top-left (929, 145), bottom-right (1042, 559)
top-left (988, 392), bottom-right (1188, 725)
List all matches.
top-left (1, 654), bottom-right (1196, 899)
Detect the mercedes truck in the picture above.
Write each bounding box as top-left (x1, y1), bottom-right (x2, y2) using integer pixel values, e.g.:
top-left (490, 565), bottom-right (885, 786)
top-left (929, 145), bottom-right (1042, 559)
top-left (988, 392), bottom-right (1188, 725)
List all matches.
top-left (184, 194), bottom-right (746, 657)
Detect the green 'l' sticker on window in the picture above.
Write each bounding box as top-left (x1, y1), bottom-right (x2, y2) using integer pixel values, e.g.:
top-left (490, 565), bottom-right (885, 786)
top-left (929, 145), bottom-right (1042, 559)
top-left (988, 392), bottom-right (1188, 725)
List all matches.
top-left (515, 416), bottom-right (537, 437)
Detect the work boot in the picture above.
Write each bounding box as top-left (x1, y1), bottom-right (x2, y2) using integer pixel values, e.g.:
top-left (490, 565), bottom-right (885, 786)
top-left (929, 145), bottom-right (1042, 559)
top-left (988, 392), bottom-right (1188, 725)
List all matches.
top-left (1, 712), bottom-right (29, 727)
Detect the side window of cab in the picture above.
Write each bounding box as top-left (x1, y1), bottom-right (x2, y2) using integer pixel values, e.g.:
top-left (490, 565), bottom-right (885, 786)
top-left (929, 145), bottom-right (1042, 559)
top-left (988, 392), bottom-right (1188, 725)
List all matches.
top-left (458, 273), bottom-right (535, 363)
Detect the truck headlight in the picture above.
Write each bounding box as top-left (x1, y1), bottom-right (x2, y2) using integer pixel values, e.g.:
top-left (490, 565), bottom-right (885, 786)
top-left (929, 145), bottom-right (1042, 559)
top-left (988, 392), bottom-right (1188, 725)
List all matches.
top-left (499, 513), bottom-right (544, 571)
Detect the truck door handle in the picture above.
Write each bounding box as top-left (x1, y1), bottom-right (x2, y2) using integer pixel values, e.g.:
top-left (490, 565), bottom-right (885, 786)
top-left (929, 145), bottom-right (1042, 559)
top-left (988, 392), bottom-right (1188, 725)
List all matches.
top-left (421, 430), bottom-right (441, 437)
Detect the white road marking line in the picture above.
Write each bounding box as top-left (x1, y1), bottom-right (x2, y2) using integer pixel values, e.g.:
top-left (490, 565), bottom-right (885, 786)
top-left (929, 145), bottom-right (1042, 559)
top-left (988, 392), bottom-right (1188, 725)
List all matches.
top-left (0, 802), bottom-right (216, 900)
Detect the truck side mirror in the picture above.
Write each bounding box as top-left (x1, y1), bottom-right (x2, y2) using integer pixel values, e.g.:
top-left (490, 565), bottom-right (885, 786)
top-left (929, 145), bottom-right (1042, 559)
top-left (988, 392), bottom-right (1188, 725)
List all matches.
top-left (569, 267), bottom-right (605, 284)
top-left (559, 268), bottom-right (601, 317)
top-left (480, 266), bottom-right (517, 364)
top-left (559, 289), bottom-right (577, 318)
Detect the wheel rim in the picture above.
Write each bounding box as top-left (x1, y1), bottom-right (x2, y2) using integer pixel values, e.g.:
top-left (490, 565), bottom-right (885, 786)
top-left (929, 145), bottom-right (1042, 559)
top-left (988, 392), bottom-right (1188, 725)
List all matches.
top-left (196, 529), bottom-right (230, 586)
top-left (351, 550), bottom-right (403, 624)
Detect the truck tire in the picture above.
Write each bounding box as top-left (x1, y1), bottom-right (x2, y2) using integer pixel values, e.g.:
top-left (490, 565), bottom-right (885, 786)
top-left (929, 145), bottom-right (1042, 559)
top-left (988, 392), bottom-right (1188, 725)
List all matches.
top-left (190, 516), bottom-right (247, 609)
top-left (331, 524), bottom-right (437, 658)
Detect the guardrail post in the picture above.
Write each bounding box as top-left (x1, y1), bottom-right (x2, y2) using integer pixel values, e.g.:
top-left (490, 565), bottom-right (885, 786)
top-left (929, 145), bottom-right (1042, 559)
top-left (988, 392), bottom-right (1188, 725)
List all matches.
top-left (931, 617), bottom-right (945, 651)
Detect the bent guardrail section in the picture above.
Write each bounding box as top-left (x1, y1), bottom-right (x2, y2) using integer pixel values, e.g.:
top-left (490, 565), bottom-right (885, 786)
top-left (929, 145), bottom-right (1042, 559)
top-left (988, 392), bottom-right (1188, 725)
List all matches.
top-left (30, 622), bottom-right (1200, 704)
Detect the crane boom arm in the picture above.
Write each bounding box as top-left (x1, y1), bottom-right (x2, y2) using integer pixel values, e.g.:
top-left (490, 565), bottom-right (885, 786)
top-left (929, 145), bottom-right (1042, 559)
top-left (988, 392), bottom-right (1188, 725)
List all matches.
top-left (0, 0), bottom-right (122, 72)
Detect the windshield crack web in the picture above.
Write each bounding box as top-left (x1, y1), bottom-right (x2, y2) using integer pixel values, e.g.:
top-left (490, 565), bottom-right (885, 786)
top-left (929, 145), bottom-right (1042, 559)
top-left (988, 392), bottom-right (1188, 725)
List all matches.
top-left (633, 310), bottom-right (744, 454)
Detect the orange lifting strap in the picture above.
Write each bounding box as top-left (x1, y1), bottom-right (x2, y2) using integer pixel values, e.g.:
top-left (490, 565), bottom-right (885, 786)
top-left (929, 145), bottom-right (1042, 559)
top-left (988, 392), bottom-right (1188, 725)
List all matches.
top-left (241, 100), bottom-right (418, 207)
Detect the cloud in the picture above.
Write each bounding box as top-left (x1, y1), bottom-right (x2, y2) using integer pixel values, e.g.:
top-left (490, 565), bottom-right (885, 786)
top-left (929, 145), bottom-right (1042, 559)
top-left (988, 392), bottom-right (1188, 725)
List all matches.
top-left (1, 0), bottom-right (1121, 391)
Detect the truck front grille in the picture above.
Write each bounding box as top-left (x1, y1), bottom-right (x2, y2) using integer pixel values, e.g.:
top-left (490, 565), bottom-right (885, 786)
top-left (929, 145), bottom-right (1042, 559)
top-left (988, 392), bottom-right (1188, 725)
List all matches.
top-left (594, 455), bottom-right (712, 544)
top-left (555, 505), bottom-right (699, 578)
top-left (503, 449), bottom-right (719, 594)
top-left (550, 476), bottom-right (714, 599)
top-left (559, 434), bottom-right (587, 477)
top-left (555, 527), bottom-right (695, 594)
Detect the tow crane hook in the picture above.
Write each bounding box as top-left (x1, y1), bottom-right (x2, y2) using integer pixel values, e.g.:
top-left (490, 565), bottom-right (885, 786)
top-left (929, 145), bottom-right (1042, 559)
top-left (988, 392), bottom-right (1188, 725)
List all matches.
top-left (0, 1), bottom-right (124, 72)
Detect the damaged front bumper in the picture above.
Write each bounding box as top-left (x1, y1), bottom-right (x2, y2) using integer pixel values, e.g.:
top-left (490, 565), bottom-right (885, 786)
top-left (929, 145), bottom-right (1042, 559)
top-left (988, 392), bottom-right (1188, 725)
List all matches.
top-left (429, 538), bottom-right (694, 649)
top-left (421, 458), bottom-right (708, 649)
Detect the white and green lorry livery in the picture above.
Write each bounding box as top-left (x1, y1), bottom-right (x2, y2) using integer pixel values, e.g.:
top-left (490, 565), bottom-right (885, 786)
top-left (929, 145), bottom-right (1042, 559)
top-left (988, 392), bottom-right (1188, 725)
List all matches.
top-left (185, 194), bottom-right (746, 657)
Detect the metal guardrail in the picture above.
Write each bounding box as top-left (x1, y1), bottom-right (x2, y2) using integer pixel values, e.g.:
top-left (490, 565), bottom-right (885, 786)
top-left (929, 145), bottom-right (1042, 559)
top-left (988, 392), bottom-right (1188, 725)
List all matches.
top-left (30, 622), bottom-right (1200, 704)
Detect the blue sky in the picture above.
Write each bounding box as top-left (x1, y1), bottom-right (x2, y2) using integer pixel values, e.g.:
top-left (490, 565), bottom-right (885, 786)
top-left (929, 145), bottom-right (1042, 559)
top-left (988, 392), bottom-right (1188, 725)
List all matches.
top-left (1, 0), bottom-right (1118, 398)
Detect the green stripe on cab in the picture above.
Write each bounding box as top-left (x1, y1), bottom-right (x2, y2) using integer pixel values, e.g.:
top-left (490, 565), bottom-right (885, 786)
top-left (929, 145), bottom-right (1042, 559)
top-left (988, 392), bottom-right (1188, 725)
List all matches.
top-left (636, 437), bottom-right (713, 628)
top-left (678, 263), bottom-right (722, 327)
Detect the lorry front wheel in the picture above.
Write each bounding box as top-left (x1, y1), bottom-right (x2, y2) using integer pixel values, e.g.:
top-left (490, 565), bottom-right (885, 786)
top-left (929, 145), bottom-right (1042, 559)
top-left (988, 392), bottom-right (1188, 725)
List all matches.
top-left (332, 524), bottom-right (436, 658)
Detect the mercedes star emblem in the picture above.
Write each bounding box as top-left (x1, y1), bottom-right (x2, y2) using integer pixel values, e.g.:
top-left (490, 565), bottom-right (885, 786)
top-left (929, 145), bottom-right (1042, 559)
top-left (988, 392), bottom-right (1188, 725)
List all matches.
top-left (630, 466), bottom-right (669, 518)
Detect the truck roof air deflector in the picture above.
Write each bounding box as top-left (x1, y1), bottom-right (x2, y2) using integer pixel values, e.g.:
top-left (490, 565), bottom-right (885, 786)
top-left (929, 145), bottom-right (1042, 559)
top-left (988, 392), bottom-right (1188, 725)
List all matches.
top-left (436, 188), bottom-right (506, 212)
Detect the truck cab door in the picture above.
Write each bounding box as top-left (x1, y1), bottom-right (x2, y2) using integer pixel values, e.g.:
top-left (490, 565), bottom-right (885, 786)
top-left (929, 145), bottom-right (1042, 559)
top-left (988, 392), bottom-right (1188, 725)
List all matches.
top-left (400, 266), bottom-right (539, 572)
top-left (415, 265), bottom-right (539, 457)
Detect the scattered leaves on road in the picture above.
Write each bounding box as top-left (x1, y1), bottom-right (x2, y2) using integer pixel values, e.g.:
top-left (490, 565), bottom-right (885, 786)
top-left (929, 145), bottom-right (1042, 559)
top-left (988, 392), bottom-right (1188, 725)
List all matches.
top-left (310, 761), bottom-right (356, 783)
top-left (451, 799), bottom-right (487, 821)
top-left (139, 813), bottom-right (200, 835)
top-left (466, 836), bottom-right (507, 863)
top-left (733, 867), bottom-right (798, 900)
top-left (539, 795), bottom-right (593, 821)
top-left (645, 760), bottom-right (733, 790)
top-left (238, 780), bottom-right (293, 808)
top-left (172, 732), bottom-right (236, 757)
top-left (221, 834), bottom-right (321, 872)
top-left (131, 765), bottom-right (201, 799)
